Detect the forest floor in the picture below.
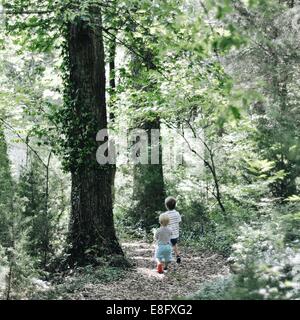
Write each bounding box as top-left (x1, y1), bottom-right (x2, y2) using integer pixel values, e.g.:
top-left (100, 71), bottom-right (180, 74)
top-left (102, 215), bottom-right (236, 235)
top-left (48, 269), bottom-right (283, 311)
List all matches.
top-left (45, 240), bottom-right (229, 300)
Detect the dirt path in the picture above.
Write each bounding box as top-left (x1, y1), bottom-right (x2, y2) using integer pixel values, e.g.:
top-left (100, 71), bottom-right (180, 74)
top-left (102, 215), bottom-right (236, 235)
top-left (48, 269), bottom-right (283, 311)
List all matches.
top-left (71, 241), bottom-right (229, 300)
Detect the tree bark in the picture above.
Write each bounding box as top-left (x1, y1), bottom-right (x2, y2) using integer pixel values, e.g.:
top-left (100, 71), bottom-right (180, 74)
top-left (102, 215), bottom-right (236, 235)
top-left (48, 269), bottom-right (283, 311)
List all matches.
top-left (42, 151), bottom-right (52, 269)
top-left (132, 118), bottom-right (166, 231)
top-left (109, 35), bottom-right (117, 123)
top-left (130, 53), bottom-right (166, 232)
top-left (108, 33), bottom-right (117, 203)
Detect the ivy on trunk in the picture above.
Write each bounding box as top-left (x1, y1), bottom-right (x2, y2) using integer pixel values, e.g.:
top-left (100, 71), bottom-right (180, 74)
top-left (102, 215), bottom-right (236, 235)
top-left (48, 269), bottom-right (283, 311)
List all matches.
top-left (61, 5), bottom-right (123, 266)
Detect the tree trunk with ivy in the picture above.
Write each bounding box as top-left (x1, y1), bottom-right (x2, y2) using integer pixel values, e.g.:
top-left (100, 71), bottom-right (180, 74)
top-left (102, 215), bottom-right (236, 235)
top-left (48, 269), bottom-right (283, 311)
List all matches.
top-left (62, 6), bottom-right (123, 266)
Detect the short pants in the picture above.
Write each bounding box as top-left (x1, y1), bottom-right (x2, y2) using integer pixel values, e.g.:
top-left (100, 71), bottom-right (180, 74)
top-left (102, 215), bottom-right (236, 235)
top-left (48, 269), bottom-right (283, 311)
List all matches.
top-left (155, 243), bottom-right (172, 263)
top-left (170, 238), bottom-right (179, 246)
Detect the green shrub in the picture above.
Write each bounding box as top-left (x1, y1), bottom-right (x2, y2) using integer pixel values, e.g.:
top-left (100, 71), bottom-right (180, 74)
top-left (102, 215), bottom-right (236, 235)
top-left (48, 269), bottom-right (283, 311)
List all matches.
top-left (33, 265), bottom-right (126, 300)
top-left (190, 276), bottom-right (235, 300)
top-left (191, 206), bottom-right (300, 300)
top-left (228, 216), bottom-right (300, 300)
top-left (281, 212), bottom-right (300, 245)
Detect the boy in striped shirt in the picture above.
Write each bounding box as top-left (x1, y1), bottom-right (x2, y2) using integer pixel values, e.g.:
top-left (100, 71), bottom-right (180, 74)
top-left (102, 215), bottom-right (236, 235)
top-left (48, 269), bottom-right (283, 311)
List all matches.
top-left (165, 196), bottom-right (182, 264)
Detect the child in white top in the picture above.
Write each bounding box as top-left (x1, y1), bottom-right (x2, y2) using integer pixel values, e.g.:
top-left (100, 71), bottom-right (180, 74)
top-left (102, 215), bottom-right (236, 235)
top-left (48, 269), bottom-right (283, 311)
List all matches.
top-left (165, 196), bottom-right (182, 263)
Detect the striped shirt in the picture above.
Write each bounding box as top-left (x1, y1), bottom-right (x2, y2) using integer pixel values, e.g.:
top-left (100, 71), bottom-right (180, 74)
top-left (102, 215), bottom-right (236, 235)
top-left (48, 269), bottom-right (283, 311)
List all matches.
top-left (165, 210), bottom-right (182, 239)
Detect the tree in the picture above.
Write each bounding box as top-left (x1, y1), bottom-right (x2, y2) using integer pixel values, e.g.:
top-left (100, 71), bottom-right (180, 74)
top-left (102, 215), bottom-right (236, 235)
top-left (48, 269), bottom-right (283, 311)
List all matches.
top-left (0, 123), bottom-right (14, 247)
top-left (129, 53), bottom-right (166, 231)
top-left (60, 3), bottom-right (124, 265)
top-left (18, 152), bottom-right (52, 269)
top-left (228, 0), bottom-right (300, 200)
top-left (3, 0), bottom-right (125, 266)
top-left (110, 1), bottom-right (183, 230)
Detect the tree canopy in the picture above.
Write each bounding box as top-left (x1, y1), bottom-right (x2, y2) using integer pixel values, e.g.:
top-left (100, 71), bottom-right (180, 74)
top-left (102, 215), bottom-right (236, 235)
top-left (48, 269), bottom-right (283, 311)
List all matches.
top-left (0, 0), bottom-right (299, 301)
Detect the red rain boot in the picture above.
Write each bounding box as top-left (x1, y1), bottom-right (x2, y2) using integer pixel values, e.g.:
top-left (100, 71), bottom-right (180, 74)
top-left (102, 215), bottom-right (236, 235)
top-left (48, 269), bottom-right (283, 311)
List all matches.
top-left (157, 263), bottom-right (163, 274)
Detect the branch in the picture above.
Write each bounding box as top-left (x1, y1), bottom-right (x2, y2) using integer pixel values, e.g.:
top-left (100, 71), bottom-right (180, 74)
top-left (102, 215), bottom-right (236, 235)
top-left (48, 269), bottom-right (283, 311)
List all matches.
top-left (3, 10), bottom-right (52, 15)
top-left (185, 119), bottom-right (215, 158)
top-left (101, 27), bottom-right (169, 81)
top-left (0, 116), bottom-right (47, 168)
top-left (198, 0), bottom-right (221, 63)
top-left (164, 120), bottom-right (214, 172)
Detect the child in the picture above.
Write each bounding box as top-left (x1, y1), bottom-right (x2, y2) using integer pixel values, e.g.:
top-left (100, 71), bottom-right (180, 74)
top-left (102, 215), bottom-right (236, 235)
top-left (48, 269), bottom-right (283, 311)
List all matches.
top-left (154, 213), bottom-right (172, 274)
top-left (165, 196), bottom-right (182, 263)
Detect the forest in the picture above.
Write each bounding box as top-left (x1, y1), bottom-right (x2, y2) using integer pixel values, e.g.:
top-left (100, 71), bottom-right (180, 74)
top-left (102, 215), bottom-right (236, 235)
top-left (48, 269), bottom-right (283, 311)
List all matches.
top-left (0, 0), bottom-right (299, 301)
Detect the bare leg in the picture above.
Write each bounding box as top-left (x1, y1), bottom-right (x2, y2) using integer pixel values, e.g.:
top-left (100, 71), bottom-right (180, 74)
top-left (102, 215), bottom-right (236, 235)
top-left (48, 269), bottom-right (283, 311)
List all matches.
top-left (173, 244), bottom-right (181, 263)
top-left (173, 244), bottom-right (179, 257)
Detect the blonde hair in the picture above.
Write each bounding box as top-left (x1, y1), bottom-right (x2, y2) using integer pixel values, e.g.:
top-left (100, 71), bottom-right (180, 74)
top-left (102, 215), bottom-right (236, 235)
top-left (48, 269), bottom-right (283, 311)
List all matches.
top-left (159, 213), bottom-right (170, 227)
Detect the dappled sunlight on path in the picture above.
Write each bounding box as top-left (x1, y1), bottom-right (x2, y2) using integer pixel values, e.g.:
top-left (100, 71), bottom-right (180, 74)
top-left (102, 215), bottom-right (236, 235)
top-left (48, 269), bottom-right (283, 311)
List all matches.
top-left (136, 267), bottom-right (165, 279)
top-left (72, 240), bottom-right (230, 300)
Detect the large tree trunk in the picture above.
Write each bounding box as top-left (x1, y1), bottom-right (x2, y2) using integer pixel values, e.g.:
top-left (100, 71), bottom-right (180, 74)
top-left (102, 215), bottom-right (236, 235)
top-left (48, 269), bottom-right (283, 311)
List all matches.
top-left (130, 53), bottom-right (165, 232)
top-left (132, 118), bottom-right (166, 232)
top-left (65, 6), bottom-right (123, 266)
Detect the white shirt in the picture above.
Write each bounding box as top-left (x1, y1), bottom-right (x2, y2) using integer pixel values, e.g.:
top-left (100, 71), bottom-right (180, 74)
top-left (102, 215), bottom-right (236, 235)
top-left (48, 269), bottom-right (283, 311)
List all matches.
top-left (166, 210), bottom-right (182, 239)
top-left (155, 226), bottom-right (172, 245)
